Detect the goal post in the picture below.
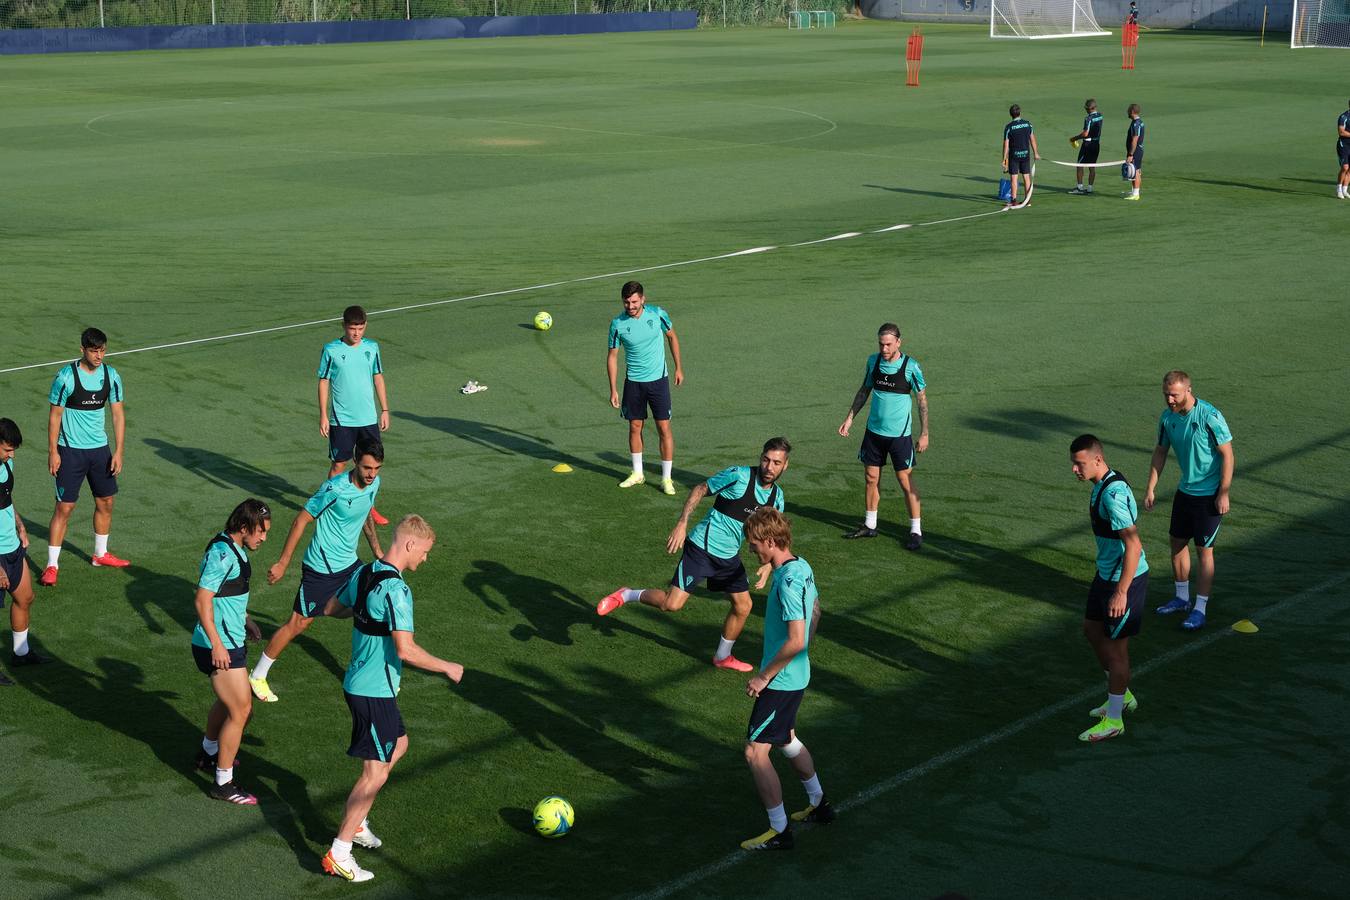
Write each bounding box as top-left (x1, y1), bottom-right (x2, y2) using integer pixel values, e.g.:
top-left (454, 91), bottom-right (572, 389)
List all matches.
top-left (990, 0), bottom-right (1109, 39)
top-left (1292, 0), bottom-right (1350, 48)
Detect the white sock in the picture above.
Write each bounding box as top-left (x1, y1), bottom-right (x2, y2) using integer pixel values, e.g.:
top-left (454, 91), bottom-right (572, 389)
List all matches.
top-left (630, 453), bottom-right (643, 475)
top-left (202, 736), bottom-right (220, 755)
top-left (801, 773), bottom-right (823, 806)
top-left (1175, 581), bottom-right (1190, 603)
top-left (1193, 595), bottom-right (1209, 614)
top-left (94, 533), bottom-right (109, 557)
top-left (1076, 182), bottom-right (1083, 190)
top-left (660, 459), bottom-right (672, 480)
top-left (252, 653), bottom-right (276, 681)
top-left (621, 589), bottom-right (643, 604)
top-left (766, 803), bottom-right (788, 833)
top-left (714, 636), bottom-right (735, 661)
top-left (330, 838), bottom-right (354, 860)
top-left (13, 629), bottom-right (29, 656)
top-left (864, 510), bottom-right (878, 529)
top-left (1107, 693), bottom-right (1125, 720)
top-left (910, 517), bottom-right (921, 536)
top-left (46, 546), bottom-right (61, 569)
top-left (1085, 184), bottom-right (1093, 192)
top-left (215, 766), bottom-right (233, 786)
top-left (1131, 189), bottom-right (1140, 197)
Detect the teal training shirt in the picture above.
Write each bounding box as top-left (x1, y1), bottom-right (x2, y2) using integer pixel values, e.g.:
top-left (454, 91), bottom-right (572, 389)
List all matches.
top-left (191, 534), bottom-right (251, 650)
top-left (48, 363), bottom-right (124, 449)
top-left (318, 338), bottom-right (383, 427)
top-left (1091, 474), bottom-right (1149, 582)
top-left (0, 461), bottom-right (19, 554)
top-left (687, 466), bottom-right (786, 561)
top-left (761, 557), bottom-right (817, 691)
top-left (608, 305), bottom-right (672, 383)
top-left (1157, 398), bottom-right (1232, 496)
top-left (338, 560), bottom-right (414, 698)
top-left (301, 472), bottom-right (380, 573)
top-left (864, 353), bottom-right (926, 438)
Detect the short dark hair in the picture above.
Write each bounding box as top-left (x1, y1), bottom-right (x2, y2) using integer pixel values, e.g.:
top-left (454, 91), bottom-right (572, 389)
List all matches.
top-left (1128, 103), bottom-right (1141, 117)
top-left (225, 498), bottom-right (272, 534)
top-left (621, 281), bottom-right (644, 301)
top-left (1009, 104), bottom-right (1021, 118)
top-left (81, 327), bottom-right (108, 349)
top-left (343, 305), bottom-right (367, 326)
top-left (1069, 434), bottom-right (1104, 455)
top-left (353, 437), bottom-right (385, 464)
top-left (762, 436), bottom-right (792, 456)
top-left (1085, 98), bottom-right (1097, 111)
top-left (0, 418), bottom-right (22, 448)
top-left (878, 323), bottom-right (901, 340)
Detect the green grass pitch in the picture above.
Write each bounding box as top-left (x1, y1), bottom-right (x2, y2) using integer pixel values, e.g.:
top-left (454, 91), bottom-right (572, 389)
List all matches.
top-left (2, 20), bottom-right (1348, 899)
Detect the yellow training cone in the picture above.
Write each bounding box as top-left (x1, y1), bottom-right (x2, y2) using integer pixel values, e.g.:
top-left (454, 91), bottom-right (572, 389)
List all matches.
top-left (551, 463), bottom-right (573, 473)
top-left (1231, 619), bottom-right (1259, 634)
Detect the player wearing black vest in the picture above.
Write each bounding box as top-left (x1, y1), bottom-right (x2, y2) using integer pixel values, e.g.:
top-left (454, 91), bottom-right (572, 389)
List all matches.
top-left (596, 439), bottom-right (790, 672)
top-left (1070, 99), bottom-right (1104, 194)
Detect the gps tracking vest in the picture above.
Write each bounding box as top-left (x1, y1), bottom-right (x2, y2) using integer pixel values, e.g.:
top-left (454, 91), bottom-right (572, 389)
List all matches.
top-left (712, 466), bottom-right (781, 523)
top-left (870, 354), bottom-right (912, 395)
top-left (0, 462), bottom-right (13, 511)
top-left (63, 362), bottom-right (110, 410)
top-left (205, 534), bottom-right (251, 598)
top-left (1090, 471), bottom-right (1130, 539)
top-left (353, 564), bottom-right (402, 637)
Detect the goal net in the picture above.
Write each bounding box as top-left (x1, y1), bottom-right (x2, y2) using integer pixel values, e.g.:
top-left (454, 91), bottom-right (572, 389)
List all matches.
top-left (1292, 0), bottom-right (1350, 47)
top-left (990, 0), bottom-right (1109, 38)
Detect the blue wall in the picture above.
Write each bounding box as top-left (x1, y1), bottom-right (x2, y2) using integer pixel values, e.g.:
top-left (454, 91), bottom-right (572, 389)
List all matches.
top-left (0, 10), bottom-right (698, 56)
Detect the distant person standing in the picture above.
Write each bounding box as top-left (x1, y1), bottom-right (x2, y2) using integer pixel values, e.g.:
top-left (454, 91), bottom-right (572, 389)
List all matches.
top-left (606, 281), bottom-right (684, 495)
top-left (319, 306), bottom-right (390, 526)
top-left (1145, 371), bottom-right (1234, 632)
top-left (1, 418), bottom-right (46, 687)
top-left (41, 327), bottom-right (129, 587)
top-left (1069, 99), bottom-right (1104, 194)
top-left (1336, 99), bottom-right (1350, 199)
top-left (1127, 0), bottom-right (1139, 25)
top-left (1002, 104), bottom-right (1040, 209)
top-left (1124, 103), bottom-right (1145, 201)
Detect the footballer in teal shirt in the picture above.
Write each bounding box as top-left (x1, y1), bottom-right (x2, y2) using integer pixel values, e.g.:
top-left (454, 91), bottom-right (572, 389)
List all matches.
top-left (839, 323), bottom-right (930, 549)
top-left (740, 508), bottom-right (830, 851)
top-left (596, 438), bottom-right (791, 675)
top-left (1146, 370), bottom-right (1235, 632)
top-left (191, 499), bottom-right (271, 806)
top-left (321, 515), bottom-right (463, 883)
top-left (247, 439), bottom-right (385, 703)
top-left (42, 327), bottom-right (130, 586)
top-left (318, 305), bottom-right (390, 526)
top-left (1071, 435), bottom-right (1147, 744)
top-left (0, 417), bottom-right (44, 676)
top-left (606, 281), bottom-right (684, 494)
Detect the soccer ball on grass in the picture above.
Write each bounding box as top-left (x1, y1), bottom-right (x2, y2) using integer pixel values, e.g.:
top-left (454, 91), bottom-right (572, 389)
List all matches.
top-left (532, 795), bottom-right (574, 838)
top-left (533, 311), bottom-right (553, 331)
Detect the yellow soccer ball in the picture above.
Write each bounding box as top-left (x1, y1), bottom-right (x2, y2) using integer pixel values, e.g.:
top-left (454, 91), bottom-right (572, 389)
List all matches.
top-left (532, 795), bottom-right (574, 838)
top-left (533, 311), bottom-right (553, 331)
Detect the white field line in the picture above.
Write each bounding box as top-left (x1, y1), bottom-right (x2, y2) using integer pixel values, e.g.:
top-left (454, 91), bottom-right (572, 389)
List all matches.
top-left (633, 569), bottom-right (1350, 900)
top-left (0, 203), bottom-right (998, 378)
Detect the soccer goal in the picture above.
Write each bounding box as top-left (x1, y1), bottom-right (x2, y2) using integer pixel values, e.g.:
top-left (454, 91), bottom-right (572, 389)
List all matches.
top-left (1292, 0), bottom-right (1350, 47)
top-left (990, 0), bottom-right (1109, 38)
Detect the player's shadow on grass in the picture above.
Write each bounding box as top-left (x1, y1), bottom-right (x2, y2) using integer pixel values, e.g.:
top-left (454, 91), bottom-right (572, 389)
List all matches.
top-left (863, 183), bottom-right (999, 205)
top-left (123, 565), bottom-right (200, 636)
top-left (395, 411), bottom-right (614, 478)
top-left (962, 408), bottom-right (1095, 442)
top-left (1174, 176), bottom-right (1314, 196)
top-left (20, 656), bottom-right (326, 871)
top-left (144, 439), bottom-right (310, 510)
top-left (18, 519), bottom-right (92, 566)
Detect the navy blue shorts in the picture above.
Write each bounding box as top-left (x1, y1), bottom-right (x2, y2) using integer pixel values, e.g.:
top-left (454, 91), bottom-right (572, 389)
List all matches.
top-left (54, 444), bottom-right (117, 503)
top-left (192, 643), bottom-right (247, 675)
top-left (671, 540), bottom-right (749, 595)
top-left (0, 546), bottom-right (24, 604)
top-left (345, 692), bottom-right (406, 762)
top-left (859, 430), bottom-right (915, 471)
top-left (1007, 156), bottom-right (1032, 175)
top-left (294, 560), bottom-right (362, 618)
top-left (747, 687), bottom-right (805, 745)
top-left (1129, 147), bottom-right (1144, 171)
top-left (1085, 572), bottom-right (1147, 640)
top-left (1337, 143), bottom-right (1349, 167)
top-left (621, 376), bottom-right (671, 422)
top-left (1170, 490), bottom-right (1223, 547)
top-left (1077, 141), bottom-right (1100, 165)
top-left (328, 424), bottom-right (381, 464)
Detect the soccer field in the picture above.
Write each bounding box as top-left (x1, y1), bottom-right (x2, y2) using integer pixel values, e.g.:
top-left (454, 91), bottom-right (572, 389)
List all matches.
top-left (2, 21), bottom-right (1348, 899)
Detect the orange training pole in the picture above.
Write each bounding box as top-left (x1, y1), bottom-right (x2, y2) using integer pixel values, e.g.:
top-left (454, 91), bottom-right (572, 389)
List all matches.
top-left (905, 27), bottom-right (924, 87)
top-left (1121, 22), bottom-right (1138, 70)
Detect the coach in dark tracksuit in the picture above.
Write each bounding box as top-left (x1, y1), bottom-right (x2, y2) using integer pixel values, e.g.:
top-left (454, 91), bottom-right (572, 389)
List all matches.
top-left (1002, 104), bottom-right (1040, 208)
